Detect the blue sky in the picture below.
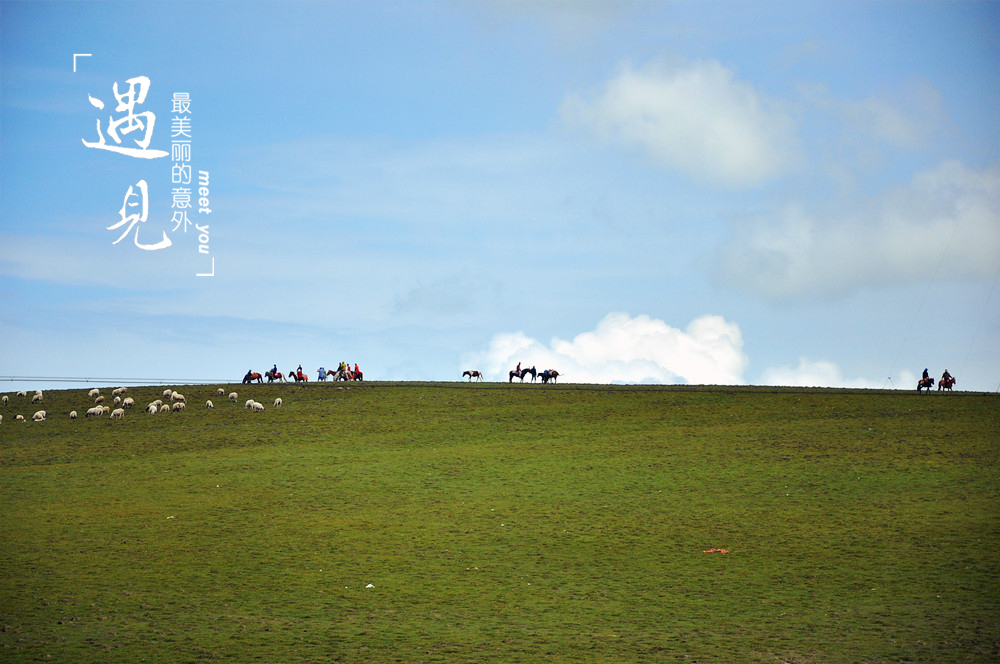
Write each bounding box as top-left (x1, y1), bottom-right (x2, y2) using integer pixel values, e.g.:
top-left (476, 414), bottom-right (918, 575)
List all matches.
top-left (2, 0), bottom-right (998, 391)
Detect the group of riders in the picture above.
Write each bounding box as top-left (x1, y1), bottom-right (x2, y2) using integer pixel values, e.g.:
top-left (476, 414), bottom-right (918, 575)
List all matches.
top-left (510, 362), bottom-right (560, 384)
top-left (243, 362), bottom-right (363, 384)
top-left (919, 368), bottom-right (955, 392)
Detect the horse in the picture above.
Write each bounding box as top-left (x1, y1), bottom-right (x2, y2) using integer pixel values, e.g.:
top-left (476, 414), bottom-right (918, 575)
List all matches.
top-left (917, 377), bottom-right (934, 392)
top-left (266, 369), bottom-right (286, 383)
top-left (290, 370), bottom-right (309, 382)
top-left (463, 370), bottom-right (484, 382)
top-left (243, 371), bottom-right (263, 384)
top-left (541, 369), bottom-right (560, 384)
top-left (353, 370), bottom-right (363, 381)
top-left (938, 376), bottom-right (956, 391)
top-left (508, 366), bottom-right (536, 383)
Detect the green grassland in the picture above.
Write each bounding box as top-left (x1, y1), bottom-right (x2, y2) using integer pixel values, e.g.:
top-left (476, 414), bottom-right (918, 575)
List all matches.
top-left (1, 382), bottom-right (997, 663)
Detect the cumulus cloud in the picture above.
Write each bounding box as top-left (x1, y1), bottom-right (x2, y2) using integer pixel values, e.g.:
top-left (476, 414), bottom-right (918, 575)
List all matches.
top-left (761, 358), bottom-right (917, 389)
top-left (561, 59), bottom-right (800, 188)
top-left (465, 312), bottom-right (748, 384)
top-left (715, 160), bottom-right (1000, 300)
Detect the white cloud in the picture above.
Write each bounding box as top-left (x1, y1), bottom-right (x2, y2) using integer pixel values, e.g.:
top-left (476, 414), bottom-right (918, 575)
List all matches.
top-left (760, 357), bottom-right (917, 389)
top-left (561, 59), bottom-right (800, 187)
top-left (464, 312), bottom-right (748, 384)
top-left (715, 160), bottom-right (1000, 300)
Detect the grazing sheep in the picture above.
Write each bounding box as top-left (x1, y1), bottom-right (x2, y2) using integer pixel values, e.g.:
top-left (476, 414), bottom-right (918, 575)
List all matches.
top-left (273, 397), bottom-right (283, 407)
top-left (85, 407), bottom-right (101, 418)
top-left (110, 408), bottom-right (125, 419)
top-left (113, 387), bottom-right (128, 397)
top-left (32, 393), bottom-right (43, 404)
top-left (251, 401), bottom-right (265, 412)
top-left (15, 414), bottom-right (25, 421)
top-left (16, 390), bottom-right (27, 397)
top-left (159, 404), bottom-right (171, 413)
top-left (217, 388), bottom-right (226, 396)
top-left (95, 395), bottom-right (105, 404)
top-left (0, 414), bottom-right (3, 424)
top-left (229, 392), bottom-right (238, 402)
top-left (70, 410), bottom-right (77, 419)
top-left (113, 396), bottom-right (122, 406)
top-left (147, 404), bottom-right (158, 415)
top-left (88, 388), bottom-right (100, 398)
top-left (101, 406), bottom-right (110, 415)
top-left (122, 397), bottom-right (135, 409)
top-left (32, 410), bottom-right (47, 421)
top-left (206, 400), bottom-right (214, 409)
top-left (2, 395), bottom-right (7, 405)
top-left (172, 401), bottom-right (186, 412)
top-left (163, 388), bottom-right (173, 398)
top-left (171, 392), bottom-right (186, 403)
top-left (150, 399), bottom-right (162, 408)
top-left (245, 399), bottom-right (254, 409)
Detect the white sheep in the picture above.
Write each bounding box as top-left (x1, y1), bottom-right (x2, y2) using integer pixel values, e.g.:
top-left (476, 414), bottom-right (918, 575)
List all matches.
top-left (206, 400), bottom-right (214, 409)
top-left (123, 397), bottom-right (135, 409)
top-left (113, 396), bottom-right (122, 406)
top-left (110, 408), bottom-right (126, 419)
top-left (159, 404), bottom-right (171, 413)
top-left (172, 401), bottom-right (186, 412)
top-left (251, 401), bottom-right (265, 412)
top-left (16, 390), bottom-right (27, 397)
top-left (217, 388), bottom-right (226, 396)
top-left (273, 397), bottom-right (283, 407)
top-left (85, 407), bottom-right (101, 418)
top-left (163, 388), bottom-right (174, 398)
top-left (32, 410), bottom-right (47, 421)
top-left (147, 404), bottom-right (158, 415)
top-left (0, 414), bottom-right (3, 424)
top-left (32, 393), bottom-right (43, 404)
top-left (1, 395), bottom-right (7, 406)
top-left (229, 392), bottom-right (238, 402)
top-left (15, 414), bottom-right (25, 421)
top-left (95, 395), bottom-right (105, 404)
top-left (113, 387), bottom-right (128, 397)
top-left (70, 410), bottom-right (77, 419)
top-left (151, 399), bottom-right (162, 408)
top-left (102, 405), bottom-right (110, 415)
top-left (171, 392), bottom-right (186, 403)
top-left (245, 399), bottom-right (255, 409)
top-left (88, 388), bottom-right (100, 398)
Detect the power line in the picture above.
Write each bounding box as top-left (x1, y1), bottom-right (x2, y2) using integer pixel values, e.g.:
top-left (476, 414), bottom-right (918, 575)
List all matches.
top-left (0, 376), bottom-right (232, 385)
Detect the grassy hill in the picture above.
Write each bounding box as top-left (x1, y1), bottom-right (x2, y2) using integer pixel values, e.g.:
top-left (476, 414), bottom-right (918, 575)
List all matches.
top-left (1, 382), bottom-right (997, 663)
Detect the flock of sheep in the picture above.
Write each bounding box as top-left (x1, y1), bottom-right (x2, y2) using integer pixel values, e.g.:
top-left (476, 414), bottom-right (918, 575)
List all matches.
top-left (0, 386), bottom-right (285, 425)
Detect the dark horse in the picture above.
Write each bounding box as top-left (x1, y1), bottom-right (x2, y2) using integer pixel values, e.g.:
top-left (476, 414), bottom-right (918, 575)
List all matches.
top-left (540, 369), bottom-right (560, 384)
top-left (938, 376), bottom-right (956, 391)
top-left (243, 371), bottom-right (263, 384)
top-left (509, 366), bottom-right (537, 383)
top-left (265, 369), bottom-right (286, 383)
top-left (917, 377), bottom-right (934, 392)
top-left (290, 370), bottom-right (309, 382)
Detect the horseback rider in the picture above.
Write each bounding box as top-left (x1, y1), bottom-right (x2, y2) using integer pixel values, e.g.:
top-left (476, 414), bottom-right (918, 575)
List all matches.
top-left (272, 364), bottom-right (278, 376)
top-left (941, 369), bottom-right (952, 382)
top-left (516, 362), bottom-right (521, 376)
top-left (922, 368), bottom-right (930, 381)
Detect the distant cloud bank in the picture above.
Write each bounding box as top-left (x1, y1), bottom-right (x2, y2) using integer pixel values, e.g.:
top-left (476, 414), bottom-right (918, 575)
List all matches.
top-left (466, 312), bottom-right (748, 384)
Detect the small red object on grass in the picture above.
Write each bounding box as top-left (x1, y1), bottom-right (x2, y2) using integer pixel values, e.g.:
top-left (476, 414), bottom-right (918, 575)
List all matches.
top-left (702, 548), bottom-right (729, 554)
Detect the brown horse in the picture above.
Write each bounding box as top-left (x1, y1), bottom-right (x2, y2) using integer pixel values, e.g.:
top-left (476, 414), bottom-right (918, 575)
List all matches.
top-left (243, 371), bottom-right (263, 384)
top-left (541, 369), bottom-right (560, 383)
top-left (463, 370), bottom-right (484, 382)
top-left (938, 376), bottom-right (956, 391)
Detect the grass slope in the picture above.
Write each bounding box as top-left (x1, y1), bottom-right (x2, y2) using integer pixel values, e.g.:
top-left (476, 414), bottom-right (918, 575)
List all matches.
top-left (1, 382), bottom-right (998, 663)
